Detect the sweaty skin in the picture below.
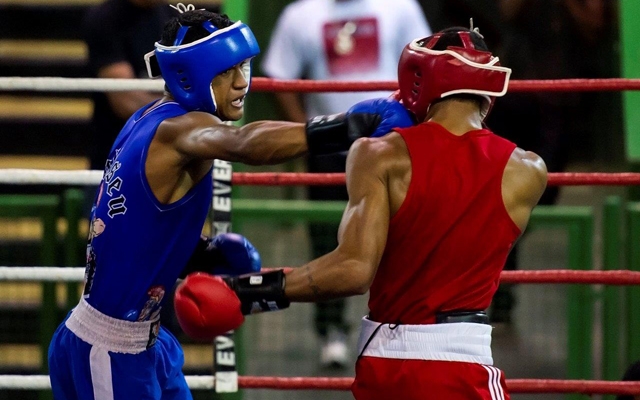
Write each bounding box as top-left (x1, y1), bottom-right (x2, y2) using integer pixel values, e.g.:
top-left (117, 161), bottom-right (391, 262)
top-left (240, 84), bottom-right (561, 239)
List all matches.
top-left (284, 98), bottom-right (548, 301)
top-left (144, 62), bottom-right (309, 205)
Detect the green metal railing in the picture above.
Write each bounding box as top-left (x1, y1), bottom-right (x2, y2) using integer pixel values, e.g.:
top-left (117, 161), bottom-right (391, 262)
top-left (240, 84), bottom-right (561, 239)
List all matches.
top-left (0, 194), bottom-right (58, 400)
top-left (603, 197), bottom-right (625, 400)
top-left (62, 189), bottom-right (84, 311)
top-left (527, 206), bottom-right (594, 400)
top-left (0, 189), bottom-right (84, 400)
top-left (627, 203), bottom-right (640, 364)
top-left (602, 197), bottom-right (640, 399)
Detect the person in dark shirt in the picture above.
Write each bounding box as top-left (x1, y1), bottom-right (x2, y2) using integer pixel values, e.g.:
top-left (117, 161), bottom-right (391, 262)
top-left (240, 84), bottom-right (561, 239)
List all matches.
top-left (82, 0), bottom-right (213, 171)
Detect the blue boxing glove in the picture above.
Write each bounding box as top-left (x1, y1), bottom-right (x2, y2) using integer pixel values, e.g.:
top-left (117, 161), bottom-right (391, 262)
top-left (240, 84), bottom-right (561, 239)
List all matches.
top-left (210, 233), bottom-right (261, 276)
top-left (351, 98), bottom-right (415, 137)
top-left (180, 233), bottom-right (261, 278)
top-left (305, 97), bottom-right (414, 154)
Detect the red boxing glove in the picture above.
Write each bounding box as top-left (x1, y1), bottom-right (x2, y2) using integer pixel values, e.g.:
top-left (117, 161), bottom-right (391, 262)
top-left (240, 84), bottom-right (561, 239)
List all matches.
top-left (174, 273), bottom-right (244, 341)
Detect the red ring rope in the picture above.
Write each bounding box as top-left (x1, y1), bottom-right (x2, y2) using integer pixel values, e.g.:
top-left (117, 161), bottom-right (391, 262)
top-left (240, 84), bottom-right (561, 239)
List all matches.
top-left (232, 172), bottom-right (640, 186)
top-left (235, 376), bottom-right (640, 394)
top-left (250, 77), bottom-right (640, 93)
top-left (263, 269), bottom-right (640, 285)
top-left (498, 270), bottom-right (640, 285)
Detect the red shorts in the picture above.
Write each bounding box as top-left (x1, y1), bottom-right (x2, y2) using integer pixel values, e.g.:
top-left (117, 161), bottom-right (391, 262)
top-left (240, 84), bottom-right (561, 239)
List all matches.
top-left (352, 357), bottom-right (510, 400)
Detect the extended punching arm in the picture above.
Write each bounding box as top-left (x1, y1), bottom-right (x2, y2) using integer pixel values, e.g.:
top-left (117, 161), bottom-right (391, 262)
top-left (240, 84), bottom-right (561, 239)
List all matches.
top-left (305, 98), bottom-right (414, 155)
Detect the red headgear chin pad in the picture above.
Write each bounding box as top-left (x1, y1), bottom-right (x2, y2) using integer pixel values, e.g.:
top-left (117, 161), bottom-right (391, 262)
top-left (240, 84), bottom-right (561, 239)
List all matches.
top-left (174, 272), bottom-right (244, 342)
top-left (398, 37), bottom-right (511, 121)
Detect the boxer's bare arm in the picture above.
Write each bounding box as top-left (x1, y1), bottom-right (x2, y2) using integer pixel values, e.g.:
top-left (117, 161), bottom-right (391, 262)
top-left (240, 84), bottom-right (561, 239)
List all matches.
top-left (285, 138), bottom-right (391, 301)
top-left (157, 111), bottom-right (308, 165)
top-left (501, 148), bottom-right (548, 231)
top-left (98, 62), bottom-right (158, 120)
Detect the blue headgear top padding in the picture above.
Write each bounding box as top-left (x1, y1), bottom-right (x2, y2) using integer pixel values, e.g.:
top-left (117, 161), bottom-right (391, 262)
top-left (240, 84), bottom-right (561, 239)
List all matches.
top-left (148, 20), bottom-right (260, 115)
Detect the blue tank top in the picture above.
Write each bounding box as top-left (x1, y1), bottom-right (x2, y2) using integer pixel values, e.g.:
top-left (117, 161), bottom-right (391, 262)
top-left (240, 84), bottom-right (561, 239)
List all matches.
top-left (83, 101), bottom-right (213, 321)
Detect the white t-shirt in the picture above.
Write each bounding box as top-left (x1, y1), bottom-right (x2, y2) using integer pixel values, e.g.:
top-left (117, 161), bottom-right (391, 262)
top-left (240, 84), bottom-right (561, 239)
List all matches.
top-left (261, 0), bottom-right (431, 117)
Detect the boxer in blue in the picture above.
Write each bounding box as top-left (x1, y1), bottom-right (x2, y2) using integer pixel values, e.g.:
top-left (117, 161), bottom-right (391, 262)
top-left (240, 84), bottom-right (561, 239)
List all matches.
top-left (47, 4), bottom-right (413, 400)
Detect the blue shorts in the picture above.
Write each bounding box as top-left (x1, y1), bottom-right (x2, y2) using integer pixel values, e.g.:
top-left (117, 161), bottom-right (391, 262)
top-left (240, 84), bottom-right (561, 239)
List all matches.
top-left (48, 308), bottom-right (192, 400)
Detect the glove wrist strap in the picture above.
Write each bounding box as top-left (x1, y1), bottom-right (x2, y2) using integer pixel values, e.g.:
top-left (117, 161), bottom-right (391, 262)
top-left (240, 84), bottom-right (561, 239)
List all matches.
top-left (224, 270), bottom-right (290, 315)
top-left (305, 113), bottom-right (350, 155)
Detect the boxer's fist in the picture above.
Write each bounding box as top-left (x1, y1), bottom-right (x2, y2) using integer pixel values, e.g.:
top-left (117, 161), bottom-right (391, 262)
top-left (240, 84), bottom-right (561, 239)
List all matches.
top-left (348, 98), bottom-right (414, 138)
top-left (174, 272), bottom-right (244, 341)
top-left (305, 98), bottom-right (414, 154)
top-left (211, 233), bottom-right (261, 276)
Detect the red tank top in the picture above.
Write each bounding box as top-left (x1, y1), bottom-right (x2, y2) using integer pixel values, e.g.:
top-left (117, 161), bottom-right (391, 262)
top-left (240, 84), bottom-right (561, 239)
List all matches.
top-left (368, 122), bottom-right (521, 324)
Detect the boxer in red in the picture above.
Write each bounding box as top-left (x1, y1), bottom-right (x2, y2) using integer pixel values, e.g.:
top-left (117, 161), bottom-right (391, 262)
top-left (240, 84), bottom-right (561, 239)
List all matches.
top-left (204, 25), bottom-right (548, 399)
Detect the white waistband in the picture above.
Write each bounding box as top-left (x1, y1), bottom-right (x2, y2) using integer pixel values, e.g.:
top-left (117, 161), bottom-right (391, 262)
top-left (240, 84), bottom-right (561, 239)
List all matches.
top-left (65, 299), bottom-right (159, 354)
top-left (357, 317), bottom-right (493, 365)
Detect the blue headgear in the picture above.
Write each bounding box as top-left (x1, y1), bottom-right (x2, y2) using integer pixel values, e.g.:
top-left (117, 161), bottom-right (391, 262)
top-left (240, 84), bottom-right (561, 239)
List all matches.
top-left (145, 20), bottom-right (260, 115)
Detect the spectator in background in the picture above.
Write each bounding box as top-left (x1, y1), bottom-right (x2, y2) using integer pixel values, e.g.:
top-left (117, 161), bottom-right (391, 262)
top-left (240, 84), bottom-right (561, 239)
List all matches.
top-left (484, 0), bottom-right (612, 324)
top-left (261, 0), bottom-right (430, 368)
top-left (617, 360), bottom-right (640, 400)
top-left (82, 0), bottom-right (185, 172)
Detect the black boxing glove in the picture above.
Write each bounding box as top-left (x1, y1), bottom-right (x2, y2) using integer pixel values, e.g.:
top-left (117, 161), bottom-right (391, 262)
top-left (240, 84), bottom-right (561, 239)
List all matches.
top-left (221, 269), bottom-right (290, 315)
top-left (305, 98), bottom-right (414, 155)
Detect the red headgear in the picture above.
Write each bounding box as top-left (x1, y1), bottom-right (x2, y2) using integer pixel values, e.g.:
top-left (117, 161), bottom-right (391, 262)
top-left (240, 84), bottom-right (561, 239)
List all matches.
top-left (397, 30), bottom-right (511, 122)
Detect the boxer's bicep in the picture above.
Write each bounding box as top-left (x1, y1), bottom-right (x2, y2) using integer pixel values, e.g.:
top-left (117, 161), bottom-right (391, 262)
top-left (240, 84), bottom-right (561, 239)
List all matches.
top-left (337, 139), bottom-right (390, 281)
top-left (284, 139), bottom-right (391, 300)
top-left (166, 114), bottom-right (307, 164)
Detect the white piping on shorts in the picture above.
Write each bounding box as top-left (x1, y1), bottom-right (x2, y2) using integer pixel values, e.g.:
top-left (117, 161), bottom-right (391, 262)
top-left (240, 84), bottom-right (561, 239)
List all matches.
top-left (482, 365), bottom-right (506, 400)
top-left (89, 346), bottom-right (114, 400)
